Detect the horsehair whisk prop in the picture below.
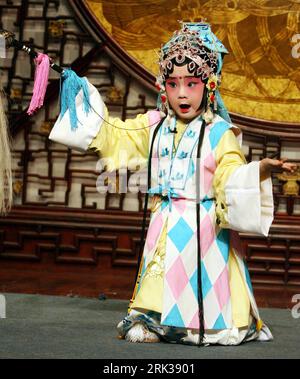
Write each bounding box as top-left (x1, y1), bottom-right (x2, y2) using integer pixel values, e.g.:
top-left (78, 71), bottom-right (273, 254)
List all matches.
top-left (0, 29), bottom-right (63, 73)
top-left (0, 29), bottom-right (64, 115)
top-left (0, 77), bottom-right (12, 215)
top-left (0, 29), bottom-right (93, 132)
top-left (0, 29), bottom-right (162, 132)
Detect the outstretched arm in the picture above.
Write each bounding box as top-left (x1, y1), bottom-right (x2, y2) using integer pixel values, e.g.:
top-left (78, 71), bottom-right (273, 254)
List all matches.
top-left (259, 158), bottom-right (297, 181)
top-left (49, 80), bottom-right (152, 172)
top-left (88, 107), bottom-right (150, 172)
top-left (213, 129), bottom-right (290, 236)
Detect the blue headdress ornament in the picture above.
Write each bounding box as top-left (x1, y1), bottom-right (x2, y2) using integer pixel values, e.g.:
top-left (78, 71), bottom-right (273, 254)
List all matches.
top-left (156, 21), bottom-right (231, 123)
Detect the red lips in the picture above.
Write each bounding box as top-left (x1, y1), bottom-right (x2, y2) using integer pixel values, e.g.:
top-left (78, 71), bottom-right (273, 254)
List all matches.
top-left (179, 104), bottom-right (191, 113)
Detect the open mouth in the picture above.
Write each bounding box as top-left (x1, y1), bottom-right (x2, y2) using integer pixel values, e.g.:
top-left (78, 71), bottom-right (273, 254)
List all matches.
top-left (179, 104), bottom-right (191, 113)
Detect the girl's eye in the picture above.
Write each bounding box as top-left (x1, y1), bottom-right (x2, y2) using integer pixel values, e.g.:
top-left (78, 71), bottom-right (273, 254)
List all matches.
top-left (167, 81), bottom-right (177, 88)
top-left (188, 82), bottom-right (198, 87)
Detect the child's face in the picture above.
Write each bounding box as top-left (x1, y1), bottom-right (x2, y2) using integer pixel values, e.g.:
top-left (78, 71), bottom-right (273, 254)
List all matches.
top-left (165, 64), bottom-right (205, 121)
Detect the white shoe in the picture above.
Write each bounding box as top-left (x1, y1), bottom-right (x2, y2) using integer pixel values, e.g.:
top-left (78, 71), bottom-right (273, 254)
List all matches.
top-left (257, 324), bottom-right (274, 342)
top-left (125, 322), bottom-right (160, 343)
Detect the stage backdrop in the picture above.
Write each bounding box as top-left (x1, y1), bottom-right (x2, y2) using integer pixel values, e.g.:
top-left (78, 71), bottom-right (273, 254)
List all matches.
top-left (84, 0), bottom-right (300, 123)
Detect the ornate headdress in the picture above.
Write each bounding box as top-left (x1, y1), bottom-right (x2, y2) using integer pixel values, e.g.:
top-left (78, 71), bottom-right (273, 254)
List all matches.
top-left (156, 22), bottom-right (230, 123)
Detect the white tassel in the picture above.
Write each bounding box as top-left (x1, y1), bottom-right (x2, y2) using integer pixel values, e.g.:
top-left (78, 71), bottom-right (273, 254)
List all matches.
top-left (214, 96), bottom-right (218, 111)
top-left (203, 108), bottom-right (214, 123)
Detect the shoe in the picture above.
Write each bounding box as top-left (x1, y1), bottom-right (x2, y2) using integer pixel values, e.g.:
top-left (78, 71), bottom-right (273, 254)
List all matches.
top-left (125, 322), bottom-right (160, 343)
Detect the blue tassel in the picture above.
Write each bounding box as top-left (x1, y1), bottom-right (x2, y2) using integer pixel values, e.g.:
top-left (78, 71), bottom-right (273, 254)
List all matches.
top-left (156, 93), bottom-right (163, 112)
top-left (59, 68), bottom-right (91, 130)
top-left (215, 90), bottom-right (231, 123)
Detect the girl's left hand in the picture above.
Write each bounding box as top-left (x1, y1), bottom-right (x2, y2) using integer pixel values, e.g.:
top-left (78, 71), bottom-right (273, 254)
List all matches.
top-left (259, 158), bottom-right (298, 181)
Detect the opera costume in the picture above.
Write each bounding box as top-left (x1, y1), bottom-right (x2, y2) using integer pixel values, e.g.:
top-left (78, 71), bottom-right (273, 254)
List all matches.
top-left (49, 22), bottom-right (274, 346)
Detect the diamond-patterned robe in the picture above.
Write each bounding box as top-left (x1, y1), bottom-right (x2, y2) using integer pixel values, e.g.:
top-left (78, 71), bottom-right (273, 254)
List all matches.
top-left (49, 83), bottom-right (274, 342)
top-left (132, 112), bottom-right (251, 330)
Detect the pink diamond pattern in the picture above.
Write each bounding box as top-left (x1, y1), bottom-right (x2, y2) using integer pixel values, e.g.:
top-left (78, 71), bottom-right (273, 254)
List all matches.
top-left (200, 214), bottom-right (215, 257)
top-left (203, 152), bottom-right (216, 194)
top-left (188, 311), bottom-right (199, 329)
top-left (146, 213), bottom-right (163, 252)
top-left (166, 256), bottom-right (189, 300)
top-left (213, 266), bottom-right (231, 310)
top-left (173, 198), bottom-right (187, 215)
top-left (188, 311), bottom-right (209, 330)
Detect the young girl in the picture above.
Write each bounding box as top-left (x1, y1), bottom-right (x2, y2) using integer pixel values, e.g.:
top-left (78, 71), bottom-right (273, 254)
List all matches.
top-left (49, 22), bottom-right (297, 346)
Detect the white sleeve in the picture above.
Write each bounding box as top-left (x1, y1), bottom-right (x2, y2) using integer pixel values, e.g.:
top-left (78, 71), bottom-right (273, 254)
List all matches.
top-left (49, 81), bottom-right (105, 152)
top-left (224, 161), bottom-right (274, 236)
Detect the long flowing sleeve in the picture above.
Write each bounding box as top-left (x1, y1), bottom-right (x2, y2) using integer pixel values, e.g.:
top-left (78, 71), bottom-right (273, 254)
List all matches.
top-left (88, 107), bottom-right (150, 172)
top-left (213, 129), bottom-right (274, 236)
top-left (49, 80), bottom-right (151, 172)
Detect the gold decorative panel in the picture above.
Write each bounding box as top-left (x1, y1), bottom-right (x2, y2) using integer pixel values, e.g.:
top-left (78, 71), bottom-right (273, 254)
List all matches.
top-left (85, 0), bottom-right (300, 123)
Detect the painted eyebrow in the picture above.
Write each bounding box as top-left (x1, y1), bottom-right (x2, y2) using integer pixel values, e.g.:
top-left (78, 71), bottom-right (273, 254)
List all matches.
top-left (167, 75), bottom-right (197, 79)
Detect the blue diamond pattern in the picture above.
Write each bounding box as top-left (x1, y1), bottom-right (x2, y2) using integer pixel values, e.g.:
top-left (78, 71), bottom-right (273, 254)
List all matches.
top-left (187, 159), bottom-right (195, 181)
top-left (168, 217), bottom-right (194, 252)
top-left (209, 121), bottom-right (230, 150)
top-left (216, 229), bottom-right (230, 263)
top-left (201, 196), bottom-right (214, 212)
top-left (201, 262), bottom-right (213, 299)
top-left (190, 262), bottom-right (213, 301)
top-left (161, 199), bottom-right (169, 212)
top-left (190, 269), bottom-right (198, 299)
top-left (162, 304), bottom-right (185, 327)
top-left (213, 313), bottom-right (227, 330)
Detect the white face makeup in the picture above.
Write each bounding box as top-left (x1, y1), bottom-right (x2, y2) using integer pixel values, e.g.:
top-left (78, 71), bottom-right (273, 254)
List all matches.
top-left (165, 64), bottom-right (205, 121)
